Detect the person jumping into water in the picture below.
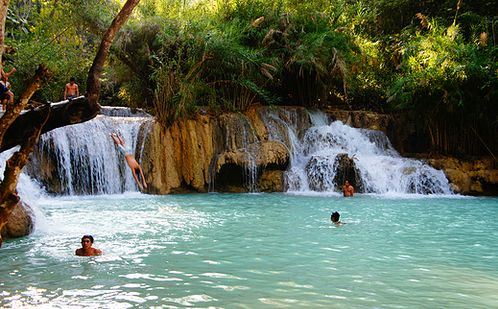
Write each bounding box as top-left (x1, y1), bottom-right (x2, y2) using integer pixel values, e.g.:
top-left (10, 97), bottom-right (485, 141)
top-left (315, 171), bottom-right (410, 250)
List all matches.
top-left (111, 132), bottom-right (148, 191)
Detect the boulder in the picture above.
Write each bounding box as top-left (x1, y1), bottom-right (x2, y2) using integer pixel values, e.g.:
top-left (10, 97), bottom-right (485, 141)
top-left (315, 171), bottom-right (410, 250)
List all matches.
top-left (304, 153), bottom-right (363, 192)
top-left (1, 201), bottom-right (34, 239)
top-left (332, 153), bottom-right (363, 193)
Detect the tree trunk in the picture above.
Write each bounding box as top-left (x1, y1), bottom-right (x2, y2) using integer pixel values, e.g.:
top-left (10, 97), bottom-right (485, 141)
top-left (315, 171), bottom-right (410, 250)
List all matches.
top-left (0, 0), bottom-right (9, 70)
top-left (0, 64), bottom-right (50, 247)
top-left (86, 0), bottom-right (141, 110)
top-left (0, 0), bottom-right (141, 247)
top-left (0, 64), bottom-right (49, 146)
top-left (0, 105), bottom-right (50, 247)
top-left (1, 96), bottom-right (100, 152)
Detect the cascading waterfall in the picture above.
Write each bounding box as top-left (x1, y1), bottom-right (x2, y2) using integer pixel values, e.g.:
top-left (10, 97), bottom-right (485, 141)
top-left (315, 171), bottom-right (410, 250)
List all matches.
top-left (221, 115), bottom-right (259, 192)
top-left (267, 110), bottom-right (452, 195)
top-left (27, 111), bottom-right (151, 195)
top-left (0, 148), bottom-right (46, 226)
top-left (263, 109), bottom-right (310, 191)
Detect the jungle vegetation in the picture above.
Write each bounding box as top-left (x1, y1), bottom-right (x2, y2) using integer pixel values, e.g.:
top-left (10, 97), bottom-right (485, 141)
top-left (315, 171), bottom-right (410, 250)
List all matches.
top-left (4, 0), bottom-right (498, 156)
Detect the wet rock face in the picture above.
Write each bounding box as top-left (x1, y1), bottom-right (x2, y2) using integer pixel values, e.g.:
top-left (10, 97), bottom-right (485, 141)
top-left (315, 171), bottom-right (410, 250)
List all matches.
top-left (428, 157), bottom-right (498, 195)
top-left (213, 141), bottom-right (289, 192)
top-left (1, 202), bottom-right (34, 239)
top-left (326, 110), bottom-right (391, 132)
top-left (259, 170), bottom-right (285, 192)
top-left (306, 156), bottom-right (336, 191)
top-left (332, 154), bottom-right (363, 193)
top-left (304, 153), bottom-right (363, 192)
top-left (142, 108), bottom-right (292, 194)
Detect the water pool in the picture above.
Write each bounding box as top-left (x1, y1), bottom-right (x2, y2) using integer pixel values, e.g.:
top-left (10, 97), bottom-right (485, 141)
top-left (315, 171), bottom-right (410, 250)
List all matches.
top-left (1, 193), bottom-right (498, 308)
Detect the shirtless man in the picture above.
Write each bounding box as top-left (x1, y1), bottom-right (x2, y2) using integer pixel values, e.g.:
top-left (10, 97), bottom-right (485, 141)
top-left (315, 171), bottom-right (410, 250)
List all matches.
top-left (111, 132), bottom-right (148, 191)
top-left (75, 235), bottom-right (102, 256)
top-left (0, 65), bottom-right (16, 111)
top-left (342, 180), bottom-right (354, 197)
top-left (64, 77), bottom-right (79, 100)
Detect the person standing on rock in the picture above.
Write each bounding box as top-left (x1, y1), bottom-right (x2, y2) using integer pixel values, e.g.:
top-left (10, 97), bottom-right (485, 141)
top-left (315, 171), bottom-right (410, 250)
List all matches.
top-left (342, 180), bottom-right (354, 197)
top-left (64, 77), bottom-right (79, 100)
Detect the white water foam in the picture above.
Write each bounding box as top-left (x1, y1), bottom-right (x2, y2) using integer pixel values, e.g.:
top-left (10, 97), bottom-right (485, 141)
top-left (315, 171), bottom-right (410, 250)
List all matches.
top-left (0, 148), bottom-right (47, 231)
top-left (27, 113), bottom-right (151, 195)
top-left (265, 110), bottom-right (452, 195)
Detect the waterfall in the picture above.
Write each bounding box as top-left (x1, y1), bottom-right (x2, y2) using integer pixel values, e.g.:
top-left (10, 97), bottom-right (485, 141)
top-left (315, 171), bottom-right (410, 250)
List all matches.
top-left (0, 148), bottom-right (46, 227)
top-left (218, 114), bottom-right (260, 192)
top-left (26, 112), bottom-right (151, 195)
top-left (265, 109), bottom-right (452, 195)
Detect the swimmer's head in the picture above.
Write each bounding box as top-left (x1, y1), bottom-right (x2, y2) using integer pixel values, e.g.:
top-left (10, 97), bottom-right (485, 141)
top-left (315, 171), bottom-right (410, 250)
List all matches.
top-left (331, 211), bottom-right (340, 223)
top-left (81, 235), bottom-right (94, 244)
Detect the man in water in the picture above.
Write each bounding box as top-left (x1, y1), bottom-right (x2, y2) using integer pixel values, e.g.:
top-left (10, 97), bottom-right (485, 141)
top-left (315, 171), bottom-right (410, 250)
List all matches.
top-left (64, 77), bottom-right (79, 100)
top-left (331, 211), bottom-right (343, 225)
top-left (342, 180), bottom-right (354, 197)
top-left (111, 132), bottom-right (148, 191)
top-left (75, 235), bottom-right (102, 256)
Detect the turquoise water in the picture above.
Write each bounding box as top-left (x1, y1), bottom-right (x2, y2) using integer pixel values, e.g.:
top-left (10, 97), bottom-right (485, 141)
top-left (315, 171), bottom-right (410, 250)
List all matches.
top-left (1, 193), bottom-right (498, 308)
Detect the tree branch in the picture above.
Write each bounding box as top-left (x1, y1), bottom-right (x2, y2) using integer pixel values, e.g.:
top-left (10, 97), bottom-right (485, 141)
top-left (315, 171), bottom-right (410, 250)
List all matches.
top-left (0, 64), bottom-right (50, 147)
top-left (0, 104), bottom-right (50, 247)
top-left (86, 0), bottom-right (141, 111)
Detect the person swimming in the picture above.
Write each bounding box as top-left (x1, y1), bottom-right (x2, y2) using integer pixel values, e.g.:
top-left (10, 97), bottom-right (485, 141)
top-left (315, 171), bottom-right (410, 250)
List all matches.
top-left (75, 235), bottom-right (102, 256)
top-left (111, 132), bottom-right (148, 191)
top-left (331, 211), bottom-right (343, 225)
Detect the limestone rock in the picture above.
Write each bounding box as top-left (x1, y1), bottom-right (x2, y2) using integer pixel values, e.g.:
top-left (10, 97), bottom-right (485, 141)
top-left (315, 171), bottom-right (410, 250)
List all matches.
top-left (142, 114), bottom-right (214, 194)
top-left (427, 157), bottom-right (498, 195)
top-left (215, 141), bottom-right (289, 173)
top-left (142, 107), bottom-right (291, 193)
top-left (304, 153), bottom-right (363, 192)
top-left (214, 141), bottom-right (289, 192)
top-left (259, 170), bottom-right (285, 192)
top-left (326, 110), bottom-right (391, 132)
top-left (332, 154), bottom-right (364, 193)
top-left (1, 202), bottom-right (34, 239)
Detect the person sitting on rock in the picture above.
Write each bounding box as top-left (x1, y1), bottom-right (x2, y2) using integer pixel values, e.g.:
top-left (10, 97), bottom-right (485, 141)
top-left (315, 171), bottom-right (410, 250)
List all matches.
top-left (342, 180), bottom-right (354, 197)
top-left (0, 64), bottom-right (16, 112)
top-left (110, 132), bottom-right (147, 191)
top-left (76, 235), bottom-right (102, 256)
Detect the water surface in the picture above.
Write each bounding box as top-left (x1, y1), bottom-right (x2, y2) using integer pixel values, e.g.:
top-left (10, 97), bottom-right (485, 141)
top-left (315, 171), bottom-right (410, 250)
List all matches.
top-left (1, 193), bottom-right (498, 308)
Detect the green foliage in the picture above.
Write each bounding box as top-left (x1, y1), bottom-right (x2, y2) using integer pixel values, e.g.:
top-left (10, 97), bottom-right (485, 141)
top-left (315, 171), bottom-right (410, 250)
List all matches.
top-left (5, 0), bottom-right (120, 102)
top-left (111, 0), bottom-right (356, 124)
top-left (4, 0), bottom-right (497, 154)
top-left (388, 21), bottom-right (497, 115)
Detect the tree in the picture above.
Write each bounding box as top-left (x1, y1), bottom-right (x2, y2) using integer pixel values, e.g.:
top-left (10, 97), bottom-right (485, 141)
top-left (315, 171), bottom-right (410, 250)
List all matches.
top-left (0, 0), bottom-right (141, 247)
